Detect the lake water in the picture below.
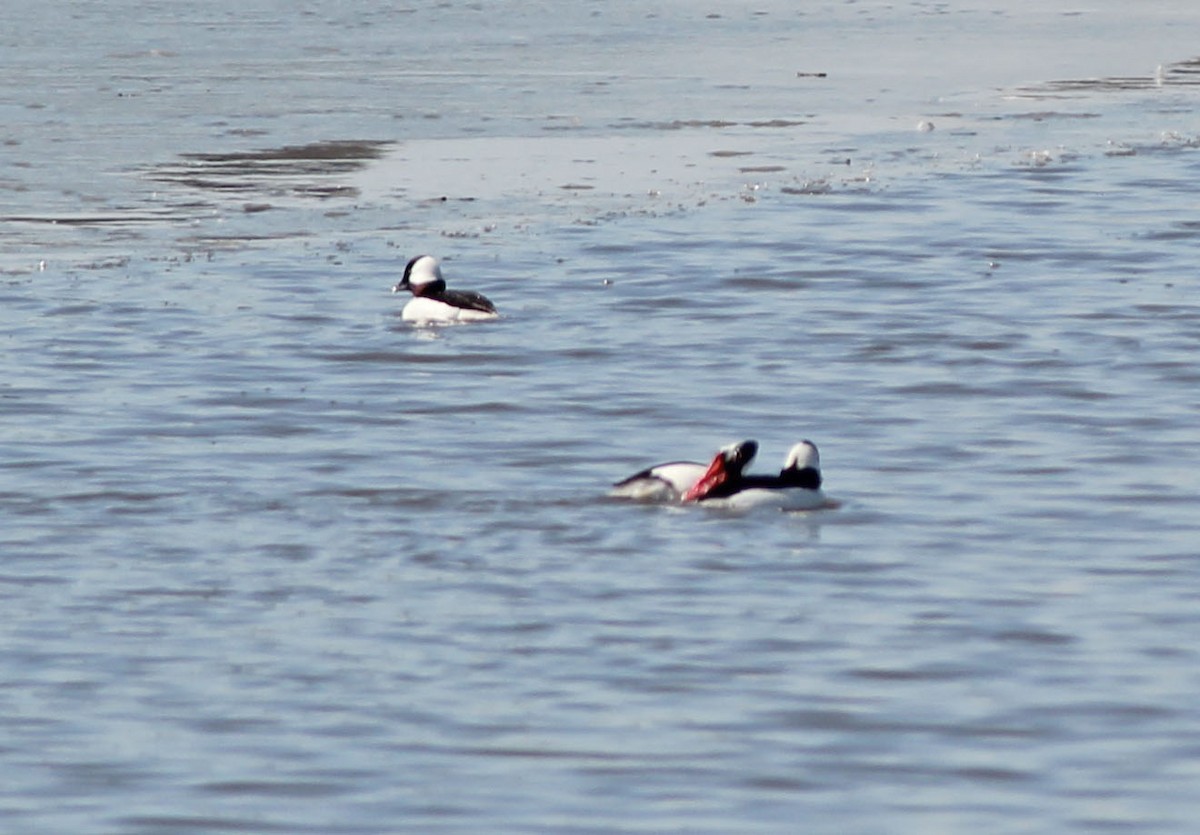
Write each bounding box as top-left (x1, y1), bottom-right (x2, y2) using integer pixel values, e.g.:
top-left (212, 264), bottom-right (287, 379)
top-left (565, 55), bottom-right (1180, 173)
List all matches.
top-left (3, 1), bottom-right (1200, 832)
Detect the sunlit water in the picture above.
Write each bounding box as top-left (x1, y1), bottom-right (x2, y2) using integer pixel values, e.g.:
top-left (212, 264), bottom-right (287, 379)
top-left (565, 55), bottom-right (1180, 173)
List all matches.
top-left (3, 2), bottom-right (1200, 832)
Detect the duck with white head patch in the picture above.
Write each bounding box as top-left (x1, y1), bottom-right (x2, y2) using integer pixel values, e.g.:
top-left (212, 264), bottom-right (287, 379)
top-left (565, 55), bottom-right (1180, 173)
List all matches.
top-left (392, 255), bottom-right (499, 324)
top-left (611, 441), bottom-right (759, 503)
top-left (683, 440), bottom-right (830, 511)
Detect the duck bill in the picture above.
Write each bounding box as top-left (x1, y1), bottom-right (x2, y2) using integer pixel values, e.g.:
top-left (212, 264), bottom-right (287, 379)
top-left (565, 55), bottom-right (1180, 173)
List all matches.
top-left (682, 452), bottom-right (728, 502)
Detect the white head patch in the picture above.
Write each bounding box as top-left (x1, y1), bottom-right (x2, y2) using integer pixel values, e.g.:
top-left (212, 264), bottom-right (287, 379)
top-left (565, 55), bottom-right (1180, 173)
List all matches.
top-left (784, 441), bottom-right (820, 471)
top-left (406, 255), bottom-right (444, 288)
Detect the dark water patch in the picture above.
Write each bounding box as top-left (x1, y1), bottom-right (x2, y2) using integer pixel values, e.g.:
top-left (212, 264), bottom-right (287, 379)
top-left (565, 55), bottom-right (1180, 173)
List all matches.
top-left (727, 274), bottom-right (808, 291)
top-left (1027, 382), bottom-right (1114, 401)
top-left (176, 140), bottom-right (389, 169)
top-left (200, 780), bottom-right (348, 798)
top-left (1166, 56), bottom-right (1200, 78)
top-left (56, 490), bottom-right (183, 506)
top-left (255, 543), bottom-right (317, 563)
top-left (1017, 77), bottom-right (1161, 98)
top-left (1002, 465), bottom-right (1073, 478)
top-left (847, 664), bottom-right (980, 682)
top-left (292, 184), bottom-right (359, 198)
top-left (947, 766), bottom-right (1035, 784)
top-left (1131, 303), bottom-right (1200, 319)
top-left (1143, 551), bottom-right (1200, 566)
top-left (740, 774), bottom-right (824, 792)
top-left (402, 400), bottom-right (529, 416)
top-left (1024, 701), bottom-right (1177, 725)
top-left (149, 140), bottom-right (392, 197)
top-left (956, 338), bottom-right (1021, 351)
top-left (304, 487), bottom-right (457, 511)
top-left (46, 760), bottom-right (155, 793)
top-left (611, 118), bottom-right (739, 130)
top-left (1008, 111), bottom-right (1101, 121)
top-left (0, 394), bottom-right (70, 417)
top-left (1085, 565), bottom-right (1188, 579)
top-left (553, 346), bottom-right (616, 361)
top-left (2, 213), bottom-right (173, 227)
top-left (125, 585), bottom-right (230, 601)
top-left (1014, 56), bottom-right (1200, 100)
top-left (765, 708), bottom-right (1044, 739)
top-left (177, 232), bottom-right (316, 250)
top-left (888, 381), bottom-right (999, 397)
top-left (119, 815), bottom-right (295, 833)
top-left (264, 311), bottom-right (339, 326)
top-left (0, 572), bottom-right (68, 588)
top-left (612, 294), bottom-right (710, 313)
top-left (1137, 221), bottom-right (1200, 242)
top-left (461, 744), bottom-right (637, 763)
top-left (992, 629), bottom-right (1076, 646)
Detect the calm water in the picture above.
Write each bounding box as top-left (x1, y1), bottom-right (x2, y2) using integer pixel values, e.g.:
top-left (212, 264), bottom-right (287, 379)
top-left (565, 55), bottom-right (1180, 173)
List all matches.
top-left (3, 1), bottom-right (1200, 832)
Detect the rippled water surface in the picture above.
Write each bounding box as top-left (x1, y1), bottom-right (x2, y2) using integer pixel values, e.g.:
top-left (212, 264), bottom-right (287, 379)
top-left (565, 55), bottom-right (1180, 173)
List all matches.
top-left (4, 1), bottom-right (1200, 832)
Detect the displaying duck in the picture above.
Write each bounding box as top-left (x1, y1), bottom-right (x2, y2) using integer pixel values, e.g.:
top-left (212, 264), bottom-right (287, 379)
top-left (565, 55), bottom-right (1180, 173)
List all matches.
top-left (611, 440), bottom-right (759, 502)
top-left (392, 255), bottom-right (499, 323)
top-left (682, 440), bottom-right (828, 511)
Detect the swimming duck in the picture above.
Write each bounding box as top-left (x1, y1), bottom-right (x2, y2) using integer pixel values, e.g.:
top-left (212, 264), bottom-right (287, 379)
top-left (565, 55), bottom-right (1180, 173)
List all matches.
top-left (392, 255), bottom-right (499, 323)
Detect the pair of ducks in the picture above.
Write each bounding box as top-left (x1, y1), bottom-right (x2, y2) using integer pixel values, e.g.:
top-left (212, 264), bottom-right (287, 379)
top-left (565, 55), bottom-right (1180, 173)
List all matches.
top-left (393, 256), bottom-right (831, 512)
top-left (611, 440), bottom-right (829, 511)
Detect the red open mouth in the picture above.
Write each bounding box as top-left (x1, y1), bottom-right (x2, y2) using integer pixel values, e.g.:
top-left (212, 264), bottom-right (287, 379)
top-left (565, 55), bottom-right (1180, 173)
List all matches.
top-left (682, 451), bottom-right (728, 502)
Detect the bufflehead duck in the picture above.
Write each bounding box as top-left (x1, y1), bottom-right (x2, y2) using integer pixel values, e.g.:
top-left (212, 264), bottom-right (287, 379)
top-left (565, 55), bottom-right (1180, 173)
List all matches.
top-left (392, 255), bottom-right (499, 323)
top-left (683, 440), bottom-right (829, 511)
top-left (611, 440), bottom-right (759, 502)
